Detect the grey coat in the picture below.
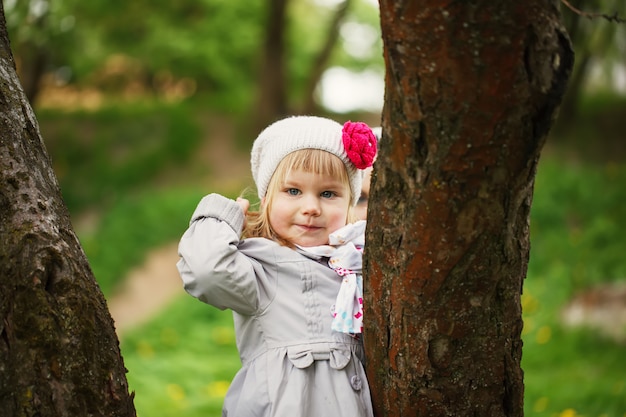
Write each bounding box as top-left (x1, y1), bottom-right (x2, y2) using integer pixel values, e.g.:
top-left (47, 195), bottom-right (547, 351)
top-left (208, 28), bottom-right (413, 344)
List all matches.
top-left (177, 194), bottom-right (374, 417)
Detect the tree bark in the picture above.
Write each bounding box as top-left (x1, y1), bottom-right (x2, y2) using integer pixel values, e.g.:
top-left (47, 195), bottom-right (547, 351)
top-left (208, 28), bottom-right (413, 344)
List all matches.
top-left (365, 1), bottom-right (573, 416)
top-left (0, 5), bottom-right (136, 416)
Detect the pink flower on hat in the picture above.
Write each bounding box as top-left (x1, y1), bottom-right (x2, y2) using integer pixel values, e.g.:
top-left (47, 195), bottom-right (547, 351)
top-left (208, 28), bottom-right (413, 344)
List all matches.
top-left (342, 121), bottom-right (378, 169)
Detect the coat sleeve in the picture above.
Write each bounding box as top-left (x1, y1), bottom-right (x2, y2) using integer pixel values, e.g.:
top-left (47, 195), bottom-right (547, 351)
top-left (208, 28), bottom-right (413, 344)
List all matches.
top-left (176, 193), bottom-right (262, 315)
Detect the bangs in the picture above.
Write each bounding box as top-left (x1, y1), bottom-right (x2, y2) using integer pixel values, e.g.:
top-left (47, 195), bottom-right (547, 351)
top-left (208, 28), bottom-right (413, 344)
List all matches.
top-left (276, 149), bottom-right (349, 184)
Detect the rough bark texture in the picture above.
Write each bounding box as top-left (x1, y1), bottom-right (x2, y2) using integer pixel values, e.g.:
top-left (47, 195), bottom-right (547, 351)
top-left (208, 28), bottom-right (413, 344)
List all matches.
top-left (0, 6), bottom-right (136, 417)
top-left (364, 1), bottom-right (573, 416)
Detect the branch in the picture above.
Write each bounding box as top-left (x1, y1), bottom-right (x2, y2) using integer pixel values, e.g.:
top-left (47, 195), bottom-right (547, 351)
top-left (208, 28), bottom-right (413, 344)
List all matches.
top-left (561, 0), bottom-right (626, 24)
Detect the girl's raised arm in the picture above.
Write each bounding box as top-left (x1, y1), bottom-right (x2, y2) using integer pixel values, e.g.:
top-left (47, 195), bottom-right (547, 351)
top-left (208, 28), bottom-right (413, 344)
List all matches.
top-left (177, 193), bottom-right (261, 314)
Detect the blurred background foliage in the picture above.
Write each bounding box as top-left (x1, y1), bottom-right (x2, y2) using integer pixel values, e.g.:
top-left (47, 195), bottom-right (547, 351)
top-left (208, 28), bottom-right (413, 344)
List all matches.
top-left (3, 0), bottom-right (626, 416)
top-left (4, 0), bottom-right (383, 117)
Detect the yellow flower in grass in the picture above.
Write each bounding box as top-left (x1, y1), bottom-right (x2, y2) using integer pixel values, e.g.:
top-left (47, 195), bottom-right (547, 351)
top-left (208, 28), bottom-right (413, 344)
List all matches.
top-left (558, 408), bottom-right (578, 417)
top-left (536, 325), bottom-right (552, 344)
top-left (166, 383), bottom-right (186, 402)
top-left (532, 396), bottom-right (548, 412)
top-left (136, 340), bottom-right (154, 358)
top-left (212, 326), bottom-right (235, 345)
top-left (521, 317), bottom-right (534, 336)
top-left (207, 380), bottom-right (230, 398)
top-left (521, 292), bottom-right (540, 315)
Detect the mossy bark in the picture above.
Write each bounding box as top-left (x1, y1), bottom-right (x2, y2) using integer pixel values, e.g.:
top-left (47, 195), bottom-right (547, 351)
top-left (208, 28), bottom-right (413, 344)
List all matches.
top-left (365, 1), bottom-right (573, 416)
top-left (0, 5), bottom-right (136, 416)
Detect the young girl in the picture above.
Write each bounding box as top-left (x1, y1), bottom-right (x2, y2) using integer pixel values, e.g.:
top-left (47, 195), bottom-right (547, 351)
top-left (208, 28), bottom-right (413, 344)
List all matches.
top-left (177, 115), bottom-right (377, 417)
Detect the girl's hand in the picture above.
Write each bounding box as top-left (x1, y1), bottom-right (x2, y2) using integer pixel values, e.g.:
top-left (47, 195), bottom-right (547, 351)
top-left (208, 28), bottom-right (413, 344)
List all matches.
top-left (236, 197), bottom-right (250, 216)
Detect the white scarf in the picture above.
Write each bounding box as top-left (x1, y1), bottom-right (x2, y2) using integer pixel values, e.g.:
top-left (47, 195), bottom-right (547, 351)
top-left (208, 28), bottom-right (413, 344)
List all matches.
top-left (297, 220), bottom-right (366, 334)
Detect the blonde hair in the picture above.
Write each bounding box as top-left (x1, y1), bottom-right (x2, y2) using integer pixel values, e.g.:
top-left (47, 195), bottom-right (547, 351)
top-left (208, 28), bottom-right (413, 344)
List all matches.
top-left (243, 149), bottom-right (357, 246)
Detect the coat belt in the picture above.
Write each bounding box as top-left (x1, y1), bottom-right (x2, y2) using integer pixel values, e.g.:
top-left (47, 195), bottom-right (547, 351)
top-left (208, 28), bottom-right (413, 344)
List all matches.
top-left (286, 342), bottom-right (352, 370)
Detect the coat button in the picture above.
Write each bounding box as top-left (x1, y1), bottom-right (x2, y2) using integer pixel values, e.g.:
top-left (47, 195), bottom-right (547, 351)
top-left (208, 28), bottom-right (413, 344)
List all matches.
top-left (350, 375), bottom-right (362, 391)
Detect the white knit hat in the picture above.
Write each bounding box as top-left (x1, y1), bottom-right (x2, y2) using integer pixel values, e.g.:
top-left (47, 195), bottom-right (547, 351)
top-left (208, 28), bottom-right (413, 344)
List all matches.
top-left (251, 115), bottom-right (377, 206)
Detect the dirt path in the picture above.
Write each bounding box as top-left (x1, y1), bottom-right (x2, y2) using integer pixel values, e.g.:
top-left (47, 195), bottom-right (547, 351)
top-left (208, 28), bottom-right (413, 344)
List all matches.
top-left (108, 242), bottom-right (183, 335)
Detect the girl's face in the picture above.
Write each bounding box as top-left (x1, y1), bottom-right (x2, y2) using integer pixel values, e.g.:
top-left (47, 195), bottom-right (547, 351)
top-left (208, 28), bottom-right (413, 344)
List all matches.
top-left (267, 168), bottom-right (351, 247)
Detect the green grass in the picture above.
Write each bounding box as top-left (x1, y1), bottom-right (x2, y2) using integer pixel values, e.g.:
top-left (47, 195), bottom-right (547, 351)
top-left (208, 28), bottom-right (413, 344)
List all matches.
top-left (529, 159), bottom-right (626, 290)
top-left (523, 327), bottom-right (626, 417)
top-left (121, 297), bottom-right (239, 417)
top-left (521, 158), bottom-right (626, 417)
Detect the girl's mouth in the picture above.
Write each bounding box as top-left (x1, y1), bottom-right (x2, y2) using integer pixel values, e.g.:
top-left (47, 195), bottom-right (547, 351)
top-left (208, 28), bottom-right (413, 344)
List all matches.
top-left (297, 224), bottom-right (322, 231)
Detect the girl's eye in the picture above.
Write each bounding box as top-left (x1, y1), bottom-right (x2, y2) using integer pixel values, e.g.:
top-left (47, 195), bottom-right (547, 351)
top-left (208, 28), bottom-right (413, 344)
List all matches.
top-left (287, 188), bottom-right (300, 196)
top-left (320, 190), bottom-right (336, 198)
top-left (357, 194), bottom-right (368, 205)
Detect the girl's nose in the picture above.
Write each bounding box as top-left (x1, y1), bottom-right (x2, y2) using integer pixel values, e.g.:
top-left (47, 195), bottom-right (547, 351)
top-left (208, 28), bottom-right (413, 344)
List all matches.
top-left (301, 194), bottom-right (321, 216)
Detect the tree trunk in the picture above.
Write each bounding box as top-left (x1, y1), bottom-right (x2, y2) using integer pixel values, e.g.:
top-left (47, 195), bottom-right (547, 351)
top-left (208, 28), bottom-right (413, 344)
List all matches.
top-left (15, 43), bottom-right (47, 105)
top-left (364, 1), bottom-right (573, 416)
top-left (300, 0), bottom-right (352, 114)
top-left (0, 6), bottom-right (136, 417)
top-left (252, 0), bottom-right (289, 134)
